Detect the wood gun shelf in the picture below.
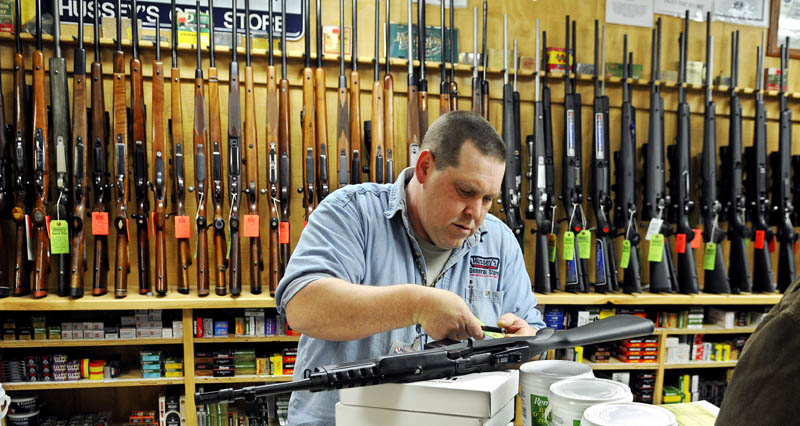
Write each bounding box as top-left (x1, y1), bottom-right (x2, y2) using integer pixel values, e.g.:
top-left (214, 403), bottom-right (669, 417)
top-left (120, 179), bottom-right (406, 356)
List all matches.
top-left (663, 361), bottom-right (738, 369)
top-left (657, 326), bottom-right (757, 335)
top-left (0, 338), bottom-right (183, 348)
top-left (534, 292), bottom-right (782, 305)
top-left (194, 375), bottom-right (293, 384)
top-left (1, 373), bottom-right (185, 390)
top-left (0, 293), bottom-right (276, 311)
top-left (194, 336), bottom-right (301, 343)
top-left (582, 358), bottom-right (659, 371)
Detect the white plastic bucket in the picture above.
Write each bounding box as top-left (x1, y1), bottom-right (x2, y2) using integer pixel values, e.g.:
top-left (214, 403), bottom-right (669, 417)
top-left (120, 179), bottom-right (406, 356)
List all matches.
top-left (581, 402), bottom-right (677, 426)
top-left (519, 360), bottom-right (594, 426)
top-left (545, 378), bottom-right (633, 426)
top-left (0, 384), bottom-right (9, 419)
top-left (7, 409), bottom-right (39, 426)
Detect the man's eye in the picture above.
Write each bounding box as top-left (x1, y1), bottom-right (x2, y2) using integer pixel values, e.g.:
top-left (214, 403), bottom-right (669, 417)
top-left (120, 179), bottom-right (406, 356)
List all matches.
top-left (458, 187), bottom-right (473, 197)
top-left (483, 196), bottom-right (493, 203)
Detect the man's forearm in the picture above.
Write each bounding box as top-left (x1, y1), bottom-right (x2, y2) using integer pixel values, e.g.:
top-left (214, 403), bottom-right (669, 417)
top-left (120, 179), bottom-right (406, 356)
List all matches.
top-left (285, 278), bottom-right (423, 341)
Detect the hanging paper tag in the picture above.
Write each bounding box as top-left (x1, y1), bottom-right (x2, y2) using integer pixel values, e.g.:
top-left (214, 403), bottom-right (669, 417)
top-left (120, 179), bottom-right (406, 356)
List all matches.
top-left (175, 216), bottom-right (191, 239)
top-left (577, 230), bottom-right (591, 259)
top-left (754, 230), bottom-right (765, 249)
top-left (547, 233), bottom-right (557, 262)
top-left (50, 220), bottom-right (70, 254)
top-left (675, 233), bottom-right (687, 253)
top-left (243, 215), bottom-right (260, 238)
top-left (620, 240), bottom-right (631, 269)
top-left (645, 219), bottom-right (663, 240)
top-left (704, 242), bottom-right (717, 271)
top-left (91, 212), bottom-right (110, 236)
top-left (690, 228), bottom-right (703, 249)
top-left (563, 232), bottom-right (575, 261)
top-left (648, 234), bottom-right (664, 262)
top-left (279, 222), bottom-right (290, 244)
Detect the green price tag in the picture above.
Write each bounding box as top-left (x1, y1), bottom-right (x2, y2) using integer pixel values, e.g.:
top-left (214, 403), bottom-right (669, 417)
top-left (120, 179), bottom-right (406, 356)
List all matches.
top-left (50, 220), bottom-right (70, 254)
top-left (620, 240), bottom-right (631, 269)
top-left (563, 231), bottom-right (575, 261)
top-left (577, 230), bottom-right (592, 259)
top-left (547, 234), bottom-right (557, 263)
top-left (648, 234), bottom-right (664, 263)
top-left (704, 242), bottom-right (717, 271)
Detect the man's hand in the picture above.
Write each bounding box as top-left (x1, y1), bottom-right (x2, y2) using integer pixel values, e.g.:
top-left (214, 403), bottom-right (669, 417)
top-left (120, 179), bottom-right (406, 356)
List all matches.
top-left (413, 287), bottom-right (484, 341)
top-left (498, 313), bottom-right (537, 337)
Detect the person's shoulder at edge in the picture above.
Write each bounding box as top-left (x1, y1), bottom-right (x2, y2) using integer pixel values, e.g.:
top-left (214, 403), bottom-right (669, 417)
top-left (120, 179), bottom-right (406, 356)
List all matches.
top-left (316, 181), bottom-right (394, 209)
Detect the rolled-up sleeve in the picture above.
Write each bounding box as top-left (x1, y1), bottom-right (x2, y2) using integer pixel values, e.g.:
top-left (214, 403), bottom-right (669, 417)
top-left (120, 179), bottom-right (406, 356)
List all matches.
top-left (275, 191), bottom-right (367, 315)
top-left (499, 229), bottom-right (546, 330)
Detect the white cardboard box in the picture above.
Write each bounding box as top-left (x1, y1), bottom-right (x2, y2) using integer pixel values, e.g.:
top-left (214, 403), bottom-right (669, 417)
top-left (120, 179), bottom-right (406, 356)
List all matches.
top-left (335, 397), bottom-right (515, 426)
top-left (338, 370), bottom-right (518, 419)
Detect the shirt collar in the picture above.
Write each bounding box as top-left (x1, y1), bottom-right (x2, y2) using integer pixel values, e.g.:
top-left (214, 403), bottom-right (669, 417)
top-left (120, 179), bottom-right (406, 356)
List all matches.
top-left (384, 167), bottom-right (488, 249)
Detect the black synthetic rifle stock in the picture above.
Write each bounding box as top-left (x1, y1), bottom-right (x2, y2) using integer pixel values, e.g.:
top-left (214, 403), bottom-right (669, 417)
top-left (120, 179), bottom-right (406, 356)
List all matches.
top-left (438, 1), bottom-right (449, 116)
top-left (278, 0), bottom-right (292, 279)
top-left (11, 0), bottom-right (33, 297)
top-left (208, 0), bottom-right (228, 295)
top-left (526, 21), bottom-right (555, 293)
top-left (336, 0), bottom-right (351, 188)
top-left (500, 16), bottom-right (523, 249)
top-left (561, 17), bottom-right (588, 293)
top-left (31, 0), bottom-right (51, 298)
top-left (448, 0), bottom-right (457, 112)
top-left (539, 29), bottom-right (560, 292)
top-left (613, 37), bottom-right (642, 293)
top-left (49, 1), bottom-right (73, 297)
top-left (480, 1), bottom-right (488, 120)
top-left (770, 39), bottom-right (797, 292)
top-left (315, 0), bottom-right (330, 202)
top-left (470, 7), bottom-right (480, 116)
top-left (193, 0), bottom-right (210, 296)
top-left (151, 19), bottom-right (168, 295)
top-left (642, 19), bottom-right (677, 293)
top-left (228, 0), bottom-right (243, 296)
top-left (130, 0), bottom-right (151, 295)
top-left (171, 0), bottom-right (191, 294)
top-left (112, 0), bottom-right (130, 298)
top-left (69, 1), bottom-right (88, 298)
top-left (195, 315), bottom-right (655, 404)
top-left (417, 0), bottom-right (428, 142)
top-left (720, 30), bottom-right (752, 294)
top-left (745, 35), bottom-right (776, 293)
top-left (589, 21), bottom-right (617, 293)
top-left (667, 12), bottom-right (699, 294)
top-left (699, 17), bottom-right (731, 294)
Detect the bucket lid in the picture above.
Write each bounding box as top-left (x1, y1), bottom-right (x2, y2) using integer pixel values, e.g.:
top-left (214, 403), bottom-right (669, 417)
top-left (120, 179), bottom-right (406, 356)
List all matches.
top-left (581, 402), bottom-right (677, 426)
top-left (548, 378), bottom-right (632, 407)
top-left (7, 409), bottom-right (39, 418)
top-left (9, 394), bottom-right (37, 403)
top-left (520, 360), bottom-right (594, 378)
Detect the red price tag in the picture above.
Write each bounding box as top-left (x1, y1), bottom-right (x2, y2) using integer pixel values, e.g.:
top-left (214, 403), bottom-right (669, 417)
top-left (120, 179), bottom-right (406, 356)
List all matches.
top-left (243, 215), bottom-right (260, 238)
top-left (91, 212), bottom-right (110, 235)
top-left (46, 216), bottom-right (51, 239)
top-left (279, 222), bottom-right (290, 244)
top-left (675, 233), bottom-right (686, 253)
top-left (690, 229), bottom-right (703, 249)
top-left (754, 230), bottom-right (766, 249)
top-left (769, 236), bottom-right (776, 253)
top-left (175, 216), bottom-right (191, 239)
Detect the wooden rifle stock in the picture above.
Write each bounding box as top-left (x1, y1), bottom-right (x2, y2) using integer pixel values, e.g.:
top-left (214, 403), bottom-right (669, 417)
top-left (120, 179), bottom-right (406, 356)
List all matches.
top-left (12, 24), bottom-right (31, 296)
top-left (406, 80), bottom-right (420, 168)
top-left (302, 66), bottom-right (316, 219)
top-left (31, 20), bottom-right (50, 299)
top-left (316, 68), bottom-right (330, 199)
top-left (91, 61), bottom-right (109, 296)
top-left (69, 5), bottom-right (89, 298)
top-left (151, 28), bottom-right (168, 295)
top-left (383, 75), bottom-right (394, 183)
top-left (227, 0), bottom-right (243, 296)
top-left (244, 66), bottom-right (263, 296)
top-left (193, 2), bottom-right (210, 296)
top-left (278, 78), bottom-right (291, 281)
top-left (371, 81), bottom-right (384, 184)
top-left (350, 72), bottom-right (362, 185)
top-left (265, 1), bottom-right (280, 295)
top-left (207, 42), bottom-right (227, 295)
top-left (112, 27), bottom-right (129, 298)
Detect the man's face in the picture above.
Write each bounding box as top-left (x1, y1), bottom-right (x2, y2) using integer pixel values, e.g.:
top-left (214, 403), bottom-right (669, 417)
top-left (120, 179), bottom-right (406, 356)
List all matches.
top-left (417, 142), bottom-right (505, 249)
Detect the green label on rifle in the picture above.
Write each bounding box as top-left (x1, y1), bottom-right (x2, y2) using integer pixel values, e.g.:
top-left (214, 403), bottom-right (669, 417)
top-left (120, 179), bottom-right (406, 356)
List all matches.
top-left (563, 232), bottom-right (575, 261)
top-left (50, 220), bottom-right (69, 254)
top-left (704, 242), bottom-right (717, 271)
top-left (620, 240), bottom-right (631, 269)
top-left (648, 234), bottom-right (664, 263)
top-left (548, 234), bottom-right (557, 263)
top-left (577, 230), bottom-right (592, 259)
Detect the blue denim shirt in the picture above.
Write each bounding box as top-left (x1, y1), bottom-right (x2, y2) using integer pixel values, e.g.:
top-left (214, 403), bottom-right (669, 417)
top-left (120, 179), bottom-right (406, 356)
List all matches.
top-left (275, 168), bottom-right (545, 426)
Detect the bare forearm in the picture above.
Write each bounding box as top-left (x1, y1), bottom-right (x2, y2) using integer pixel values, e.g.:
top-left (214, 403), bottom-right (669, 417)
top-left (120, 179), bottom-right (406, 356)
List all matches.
top-left (285, 278), bottom-right (422, 341)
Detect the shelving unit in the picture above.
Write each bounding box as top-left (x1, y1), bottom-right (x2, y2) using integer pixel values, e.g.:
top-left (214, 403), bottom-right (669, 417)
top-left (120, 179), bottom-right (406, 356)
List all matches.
top-left (1, 373), bottom-right (185, 391)
top-left (0, 337), bottom-right (183, 348)
top-left (194, 375), bottom-right (293, 384)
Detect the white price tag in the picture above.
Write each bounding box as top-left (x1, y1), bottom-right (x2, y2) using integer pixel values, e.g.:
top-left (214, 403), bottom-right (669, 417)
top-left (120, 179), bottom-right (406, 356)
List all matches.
top-left (645, 218), bottom-right (663, 241)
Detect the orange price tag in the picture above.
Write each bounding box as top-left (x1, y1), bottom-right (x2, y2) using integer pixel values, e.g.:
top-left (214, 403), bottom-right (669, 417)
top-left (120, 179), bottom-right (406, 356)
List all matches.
top-left (46, 216), bottom-right (51, 239)
top-left (91, 212), bottom-right (110, 235)
top-left (175, 216), bottom-right (191, 239)
top-left (243, 214), bottom-right (260, 238)
top-left (754, 230), bottom-right (765, 249)
top-left (769, 236), bottom-right (776, 253)
top-left (675, 233), bottom-right (686, 254)
top-left (279, 222), bottom-right (290, 244)
top-left (690, 228), bottom-right (703, 249)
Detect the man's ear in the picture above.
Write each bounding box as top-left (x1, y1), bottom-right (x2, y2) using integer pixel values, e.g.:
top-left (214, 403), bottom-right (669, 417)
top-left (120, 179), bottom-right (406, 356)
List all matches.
top-left (415, 150), bottom-right (435, 184)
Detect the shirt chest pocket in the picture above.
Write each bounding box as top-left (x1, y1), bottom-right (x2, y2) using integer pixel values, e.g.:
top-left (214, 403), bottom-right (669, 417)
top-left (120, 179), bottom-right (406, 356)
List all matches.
top-left (464, 285), bottom-right (504, 324)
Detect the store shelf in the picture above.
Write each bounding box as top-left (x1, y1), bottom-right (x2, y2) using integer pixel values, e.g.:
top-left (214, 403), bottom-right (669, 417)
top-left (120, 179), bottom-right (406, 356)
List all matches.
top-left (663, 360), bottom-right (738, 369)
top-left (582, 357), bottom-right (659, 371)
top-left (194, 336), bottom-right (301, 344)
top-left (0, 292), bottom-right (276, 311)
top-left (0, 338), bottom-right (183, 348)
top-left (535, 292), bottom-right (782, 306)
top-left (657, 326), bottom-right (757, 335)
top-left (1, 372), bottom-right (184, 390)
top-left (194, 374), bottom-right (293, 384)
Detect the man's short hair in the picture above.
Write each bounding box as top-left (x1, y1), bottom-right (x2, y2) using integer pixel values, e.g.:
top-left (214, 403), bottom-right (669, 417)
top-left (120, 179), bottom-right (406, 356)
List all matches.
top-left (421, 111), bottom-right (506, 170)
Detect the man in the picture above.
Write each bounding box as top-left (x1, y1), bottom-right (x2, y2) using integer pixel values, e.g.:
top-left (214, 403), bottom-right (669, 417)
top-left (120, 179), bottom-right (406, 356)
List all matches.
top-left (275, 111), bottom-right (546, 426)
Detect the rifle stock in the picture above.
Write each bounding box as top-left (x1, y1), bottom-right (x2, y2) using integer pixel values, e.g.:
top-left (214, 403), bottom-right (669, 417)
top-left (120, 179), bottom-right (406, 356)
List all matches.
top-left (112, 0), bottom-right (130, 297)
top-left (152, 20), bottom-right (168, 295)
top-left (301, 0), bottom-right (316, 220)
top-left (12, 0), bottom-right (31, 297)
top-left (208, 0), bottom-right (227, 296)
top-left (171, 0), bottom-right (191, 294)
top-left (31, 0), bottom-right (50, 298)
top-left (228, 0), bottom-right (243, 295)
top-left (70, 3), bottom-right (89, 298)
